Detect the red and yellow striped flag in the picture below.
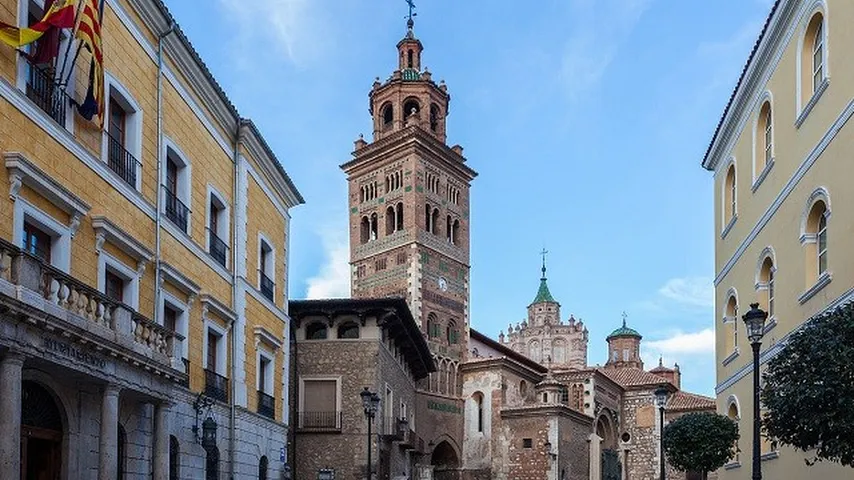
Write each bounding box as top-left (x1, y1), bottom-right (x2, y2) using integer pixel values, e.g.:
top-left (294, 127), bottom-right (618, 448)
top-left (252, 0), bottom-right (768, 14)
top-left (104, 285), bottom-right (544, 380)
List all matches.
top-left (0, 0), bottom-right (76, 48)
top-left (75, 0), bottom-right (104, 126)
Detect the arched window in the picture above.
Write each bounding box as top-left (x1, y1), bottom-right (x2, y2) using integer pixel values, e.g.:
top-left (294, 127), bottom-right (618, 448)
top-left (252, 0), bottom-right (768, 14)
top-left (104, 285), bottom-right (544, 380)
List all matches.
top-left (337, 321), bottom-right (360, 339)
top-left (403, 98), bottom-right (420, 120)
top-left (430, 104), bottom-right (440, 132)
top-left (407, 49), bottom-right (414, 68)
top-left (427, 312), bottom-right (440, 338)
top-left (425, 204), bottom-right (432, 232)
top-left (396, 203), bottom-right (404, 231)
top-left (169, 435), bottom-right (180, 480)
top-left (306, 322), bottom-right (328, 340)
top-left (360, 216), bottom-right (370, 244)
top-left (755, 101), bottom-right (773, 178)
top-left (431, 208), bottom-right (439, 235)
top-left (812, 20), bottom-right (824, 93)
top-left (519, 380), bottom-right (528, 398)
top-left (529, 340), bottom-right (540, 363)
top-left (447, 320), bottom-right (458, 345)
top-left (725, 294), bottom-right (738, 353)
top-left (117, 424), bottom-right (127, 480)
top-left (446, 215), bottom-right (452, 243)
top-left (726, 396), bottom-right (741, 463)
top-left (370, 213), bottom-right (378, 240)
top-left (758, 253), bottom-right (776, 318)
top-left (382, 103), bottom-right (393, 128)
top-left (259, 455), bottom-right (269, 480)
top-left (799, 11), bottom-right (827, 113)
top-left (452, 219), bottom-right (460, 246)
top-left (206, 446), bottom-right (220, 480)
top-left (553, 339), bottom-right (566, 364)
top-left (724, 163), bottom-right (736, 224)
top-left (386, 206), bottom-right (396, 235)
top-left (803, 195), bottom-right (829, 286)
top-left (472, 392), bottom-right (484, 433)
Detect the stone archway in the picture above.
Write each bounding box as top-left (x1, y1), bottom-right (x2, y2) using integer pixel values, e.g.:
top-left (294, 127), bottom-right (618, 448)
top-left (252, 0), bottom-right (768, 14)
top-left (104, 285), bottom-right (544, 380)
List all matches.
top-left (21, 380), bottom-right (65, 480)
top-left (431, 441), bottom-right (460, 480)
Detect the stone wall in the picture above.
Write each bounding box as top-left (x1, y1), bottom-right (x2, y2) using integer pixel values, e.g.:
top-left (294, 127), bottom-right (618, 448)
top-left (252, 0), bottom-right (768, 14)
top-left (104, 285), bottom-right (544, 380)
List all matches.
top-left (558, 414), bottom-right (590, 480)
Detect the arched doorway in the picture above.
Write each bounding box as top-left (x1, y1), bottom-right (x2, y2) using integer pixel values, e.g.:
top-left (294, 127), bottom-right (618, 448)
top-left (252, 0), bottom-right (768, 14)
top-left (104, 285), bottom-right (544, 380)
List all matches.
top-left (21, 380), bottom-right (64, 480)
top-left (431, 441), bottom-right (459, 480)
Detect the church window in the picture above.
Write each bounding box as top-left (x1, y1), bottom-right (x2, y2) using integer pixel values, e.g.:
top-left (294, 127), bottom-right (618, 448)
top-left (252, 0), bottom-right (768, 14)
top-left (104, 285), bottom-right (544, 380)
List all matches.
top-left (754, 101), bottom-right (773, 180)
top-left (543, 393), bottom-right (548, 403)
top-left (523, 438), bottom-right (533, 449)
top-left (529, 340), bottom-right (540, 363)
top-left (370, 213), bottom-right (378, 241)
top-left (382, 103), bottom-right (393, 128)
top-left (427, 313), bottom-right (440, 338)
top-left (403, 98), bottom-right (420, 119)
top-left (337, 321), bottom-right (360, 339)
top-left (430, 104), bottom-right (440, 132)
top-left (396, 203), bottom-right (404, 231)
top-left (396, 251), bottom-right (407, 265)
top-left (431, 208), bottom-right (439, 235)
top-left (356, 265), bottom-right (366, 278)
top-left (611, 350), bottom-right (618, 362)
top-left (426, 172), bottom-right (440, 195)
top-left (385, 170), bottom-right (403, 193)
top-left (407, 49), bottom-right (414, 68)
top-left (471, 392), bottom-right (484, 433)
top-left (385, 206), bottom-right (396, 235)
top-left (446, 215), bottom-right (452, 244)
top-left (452, 219), bottom-right (460, 245)
top-left (306, 322), bottom-right (328, 340)
top-left (622, 349), bottom-right (629, 362)
top-left (375, 258), bottom-right (387, 271)
top-left (447, 320), bottom-right (459, 344)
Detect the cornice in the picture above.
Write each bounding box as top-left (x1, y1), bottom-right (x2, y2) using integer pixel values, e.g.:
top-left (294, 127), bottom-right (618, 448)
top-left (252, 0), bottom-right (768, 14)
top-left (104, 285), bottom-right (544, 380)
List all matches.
top-left (240, 120), bottom-right (305, 208)
top-left (460, 357), bottom-right (543, 383)
top-left (500, 403), bottom-right (592, 423)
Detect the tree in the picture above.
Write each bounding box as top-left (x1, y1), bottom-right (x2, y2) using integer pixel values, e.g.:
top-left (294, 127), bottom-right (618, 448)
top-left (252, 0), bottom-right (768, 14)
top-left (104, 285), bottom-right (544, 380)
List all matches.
top-left (662, 412), bottom-right (739, 478)
top-left (762, 301), bottom-right (854, 467)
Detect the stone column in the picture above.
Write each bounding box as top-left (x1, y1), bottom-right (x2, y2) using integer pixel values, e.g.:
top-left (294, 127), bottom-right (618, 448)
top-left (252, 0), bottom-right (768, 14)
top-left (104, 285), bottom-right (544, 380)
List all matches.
top-left (99, 384), bottom-right (121, 480)
top-left (0, 352), bottom-right (24, 480)
top-left (588, 433), bottom-right (602, 480)
top-left (153, 403), bottom-right (171, 480)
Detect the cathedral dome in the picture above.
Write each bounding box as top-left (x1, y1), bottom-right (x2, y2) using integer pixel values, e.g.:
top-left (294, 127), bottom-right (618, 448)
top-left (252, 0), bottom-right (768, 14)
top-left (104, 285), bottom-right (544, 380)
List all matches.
top-left (606, 320), bottom-right (642, 340)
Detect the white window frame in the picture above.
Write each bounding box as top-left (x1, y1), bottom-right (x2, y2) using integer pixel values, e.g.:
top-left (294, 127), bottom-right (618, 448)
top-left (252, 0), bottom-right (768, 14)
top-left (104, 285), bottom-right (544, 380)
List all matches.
top-left (795, 5), bottom-right (830, 119)
top-left (205, 185), bottom-right (230, 266)
top-left (103, 72), bottom-right (144, 191)
top-left (256, 346), bottom-right (275, 394)
top-left (13, 198), bottom-right (72, 273)
top-left (97, 252), bottom-right (140, 310)
top-left (812, 19), bottom-right (825, 94)
top-left (385, 383), bottom-right (394, 420)
top-left (203, 320), bottom-right (228, 376)
top-left (298, 376), bottom-right (342, 428)
top-left (257, 232), bottom-right (276, 296)
top-left (400, 399), bottom-right (407, 420)
top-left (160, 292), bottom-right (190, 360)
top-left (162, 138), bottom-right (193, 232)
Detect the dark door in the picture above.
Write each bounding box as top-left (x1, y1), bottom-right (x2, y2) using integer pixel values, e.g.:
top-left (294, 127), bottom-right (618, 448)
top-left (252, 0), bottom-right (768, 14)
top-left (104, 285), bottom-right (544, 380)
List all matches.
top-left (601, 449), bottom-right (621, 480)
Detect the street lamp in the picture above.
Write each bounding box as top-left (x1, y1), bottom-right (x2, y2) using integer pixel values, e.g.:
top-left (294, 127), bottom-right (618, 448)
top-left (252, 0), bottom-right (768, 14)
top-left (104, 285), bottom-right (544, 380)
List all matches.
top-left (360, 387), bottom-right (381, 480)
top-left (654, 385), bottom-right (669, 480)
top-left (742, 302), bottom-right (768, 480)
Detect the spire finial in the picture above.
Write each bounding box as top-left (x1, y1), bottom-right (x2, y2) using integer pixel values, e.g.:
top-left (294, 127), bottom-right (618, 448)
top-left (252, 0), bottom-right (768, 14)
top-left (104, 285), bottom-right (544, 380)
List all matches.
top-left (658, 356), bottom-right (664, 367)
top-left (540, 248), bottom-right (548, 279)
top-left (405, 0), bottom-right (417, 31)
top-left (621, 311), bottom-right (628, 328)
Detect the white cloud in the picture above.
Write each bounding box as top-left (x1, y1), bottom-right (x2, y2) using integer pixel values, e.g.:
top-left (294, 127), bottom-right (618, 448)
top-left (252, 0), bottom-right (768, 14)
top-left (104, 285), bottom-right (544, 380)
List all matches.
top-left (646, 328), bottom-right (716, 356)
top-left (305, 228), bottom-right (350, 299)
top-left (657, 276), bottom-right (714, 308)
top-left (219, 0), bottom-right (329, 68)
top-left (559, 0), bottom-right (650, 100)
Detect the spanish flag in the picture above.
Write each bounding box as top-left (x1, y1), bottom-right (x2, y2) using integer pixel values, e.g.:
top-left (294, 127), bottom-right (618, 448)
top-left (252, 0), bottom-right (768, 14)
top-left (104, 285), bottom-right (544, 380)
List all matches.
top-left (0, 0), bottom-right (76, 48)
top-left (76, 0), bottom-right (104, 126)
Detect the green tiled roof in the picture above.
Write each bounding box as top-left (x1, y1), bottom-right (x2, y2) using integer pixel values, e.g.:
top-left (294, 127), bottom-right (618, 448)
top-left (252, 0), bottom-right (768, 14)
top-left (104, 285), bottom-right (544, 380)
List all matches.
top-left (532, 277), bottom-right (556, 304)
top-left (607, 320), bottom-right (642, 340)
top-left (402, 68), bottom-right (420, 81)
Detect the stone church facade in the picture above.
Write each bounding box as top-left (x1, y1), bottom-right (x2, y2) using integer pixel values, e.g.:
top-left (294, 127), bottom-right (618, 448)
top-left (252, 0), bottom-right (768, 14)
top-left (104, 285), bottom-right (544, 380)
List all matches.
top-left (292, 13), bottom-right (715, 480)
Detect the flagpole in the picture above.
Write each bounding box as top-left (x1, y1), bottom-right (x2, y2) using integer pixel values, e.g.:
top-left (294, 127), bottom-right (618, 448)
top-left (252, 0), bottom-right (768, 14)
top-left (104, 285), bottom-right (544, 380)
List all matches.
top-left (57, 0), bottom-right (86, 86)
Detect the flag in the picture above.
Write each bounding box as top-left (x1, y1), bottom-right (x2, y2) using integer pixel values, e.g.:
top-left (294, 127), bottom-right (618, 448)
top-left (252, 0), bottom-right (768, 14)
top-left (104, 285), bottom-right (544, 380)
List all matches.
top-left (0, 0), bottom-right (75, 48)
top-left (27, 26), bottom-right (61, 64)
top-left (75, 0), bottom-right (104, 126)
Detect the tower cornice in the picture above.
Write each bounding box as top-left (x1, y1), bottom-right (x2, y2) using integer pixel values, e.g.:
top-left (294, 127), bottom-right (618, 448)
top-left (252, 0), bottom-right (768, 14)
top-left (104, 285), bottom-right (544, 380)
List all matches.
top-left (341, 126), bottom-right (478, 181)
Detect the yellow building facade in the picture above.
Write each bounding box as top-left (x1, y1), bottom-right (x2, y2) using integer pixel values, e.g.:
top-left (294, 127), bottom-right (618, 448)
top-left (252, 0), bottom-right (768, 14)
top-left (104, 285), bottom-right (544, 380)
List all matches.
top-left (704, 0), bottom-right (853, 478)
top-left (0, 0), bottom-right (302, 478)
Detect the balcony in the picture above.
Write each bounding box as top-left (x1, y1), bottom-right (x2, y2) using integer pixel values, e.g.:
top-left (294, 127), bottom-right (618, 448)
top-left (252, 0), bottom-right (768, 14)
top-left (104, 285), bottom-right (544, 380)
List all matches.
top-left (24, 58), bottom-right (70, 126)
top-left (105, 132), bottom-right (141, 188)
top-left (297, 411), bottom-right (342, 431)
top-left (207, 228), bottom-right (228, 268)
top-left (0, 239), bottom-right (183, 375)
top-left (164, 187), bottom-right (190, 233)
top-left (380, 416), bottom-right (408, 441)
top-left (204, 368), bottom-right (229, 403)
top-left (257, 390), bottom-right (275, 419)
top-left (259, 272), bottom-right (274, 301)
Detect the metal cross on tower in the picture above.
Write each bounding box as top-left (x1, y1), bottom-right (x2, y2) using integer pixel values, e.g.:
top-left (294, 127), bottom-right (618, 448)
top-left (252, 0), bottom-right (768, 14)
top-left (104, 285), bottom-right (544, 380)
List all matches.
top-left (540, 248), bottom-right (548, 277)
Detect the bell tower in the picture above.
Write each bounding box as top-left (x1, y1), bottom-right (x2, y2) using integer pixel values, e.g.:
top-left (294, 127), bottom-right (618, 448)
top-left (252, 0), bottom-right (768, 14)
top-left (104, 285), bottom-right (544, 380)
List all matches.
top-left (340, 10), bottom-right (476, 453)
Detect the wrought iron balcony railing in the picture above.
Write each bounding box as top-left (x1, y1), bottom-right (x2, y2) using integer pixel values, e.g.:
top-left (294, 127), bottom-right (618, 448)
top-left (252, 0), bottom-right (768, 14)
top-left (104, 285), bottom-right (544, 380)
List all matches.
top-left (260, 272), bottom-right (274, 301)
top-left (297, 411), bottom-right (342, 431)
top-left (380, 416), bottom-right (408, 440)
top-left (207, 228), bottom-right (228, 268)
top-left (204, 368), bottom-right (229, 403)
top-left (164, 187), bottom-right (190, 233)
top-left (257, 390), bottom-right (275, 419)
top-left (105, 132), bottom-right (141, 188)
top-left (24, 57), bottom-right (70, 126)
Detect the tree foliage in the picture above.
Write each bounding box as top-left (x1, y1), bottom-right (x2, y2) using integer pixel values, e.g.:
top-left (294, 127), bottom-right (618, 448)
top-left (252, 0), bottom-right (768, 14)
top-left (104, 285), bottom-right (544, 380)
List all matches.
top-left (762, 301), bottom-right (854, 467)
top-left (662, 412), bottom-right (739, 474)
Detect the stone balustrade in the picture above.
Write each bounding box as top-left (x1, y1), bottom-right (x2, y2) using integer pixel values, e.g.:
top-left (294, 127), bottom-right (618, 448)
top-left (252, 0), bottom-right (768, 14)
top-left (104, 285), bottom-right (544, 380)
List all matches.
top-left (0, 239), bottom-right (182, 364)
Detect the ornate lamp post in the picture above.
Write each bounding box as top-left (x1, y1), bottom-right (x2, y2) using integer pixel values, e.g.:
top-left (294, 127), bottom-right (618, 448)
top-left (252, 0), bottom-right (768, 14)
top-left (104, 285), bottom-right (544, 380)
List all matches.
top-left (742, 302), bottom-right (768, 480)
top-left (654, 385), bottom-right (669, 480)
top-left (360, 387), bottom-right (381, 480)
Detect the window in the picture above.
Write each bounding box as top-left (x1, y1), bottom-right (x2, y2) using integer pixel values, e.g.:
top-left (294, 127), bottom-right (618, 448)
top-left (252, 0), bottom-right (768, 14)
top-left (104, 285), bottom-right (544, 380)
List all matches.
top-left (383, 202), bottom-right (403, 233)
top-left (360, 181), bottom-right (378, 202)
top-left (375, 258), bottom-right (387, 271)
top-left (356, 265), bottom-right (367, 278)
top-left (337, 321), bottom-right (360, 339)
top-left (472, 392), bottom-right (484, 433)
top-left (163, 143), bottom-right (191, 233)
top-left (725, 295), bottom-right (738, 353)
top-left (386, 170), bottom-right (403, 193)
top-left (407, 49), bottom-right (413, 68)
top-left (427, 313), bottom-right (440, 338)
top-left (204, 325), bottom-right (228, 401)
top-left (529, 340), bottom-right (540, 363)
top-left (169, 436), bottom-right (179, 480)
top-left (622, 349), bottom-right (629, 362)
top-left (425, 172), bottom-right (440, 194)
top-left (161, 296), bottom-right (189, 362)
top-left (104, 76), bottom-right (142, 189)
top-left (360, 216), bottom-right (370, 244)
top-left (798, 12), bottom-right (827, 118)
top-left (396, 251), bottom-right (407, 265)
top-left (207, 330), bottom-right (219, 371)
top-left (207, 188), bottom-right (229, 268)
top-left (446, 183), bottom-right (460, 205)
top-left (258, 355), bottom-right (272, 394)
top-left (163, 304), bottom-right (178, 332)
top-left (403, 98), bottom-right (419, 120)
top-left (20, 1), bottom-right (72, 126)
top-left (430, 104), bottom-right (440, 132)
top-left (519, 380), bottom-right (528, 397)
top-left (258, 456), bottom-right (268, 480)
top-left (612, 350), bottom-right (619, 362)
top-left (758, 254), bottom-right (775, 318)
top-left (802, 195), bottom-right (830, 289)
top-left (258, 236), bottom-right (275, 301)
top-left (99, 257), bottom-right (138, 309)
top-left (724, 163), bottom-right (737, 225)
top-left (812, 20), bottom-right (824, 93)
top-left (755, 101), bottom-right (773, 179)
top-left (306, 322), bottom-right (328, 340)
top-left (447, 320), bottom-right (459, 345)
top-left (382, 104), bottom-right (393, 128)
top-left (400, 400), bottom-right (407, 420)
top-left (817, 213), bottom-right (828, 274)
top-left (300, 378), bottom-right (340, 429)
top-left (523, 438), bottom-right (533, 449)
top-left (23, 221), bottom-right (51, 262)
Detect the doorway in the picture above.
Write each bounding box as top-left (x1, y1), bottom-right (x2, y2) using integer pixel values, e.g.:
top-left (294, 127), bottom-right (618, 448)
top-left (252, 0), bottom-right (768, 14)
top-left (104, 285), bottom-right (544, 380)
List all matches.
top-left (21, 381), bottom-right (64, 480)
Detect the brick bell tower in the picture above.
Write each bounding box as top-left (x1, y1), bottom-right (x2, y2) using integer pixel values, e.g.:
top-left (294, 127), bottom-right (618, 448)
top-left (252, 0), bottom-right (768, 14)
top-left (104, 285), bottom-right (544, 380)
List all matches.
top-left (340, 12), bottom-right (477, 460)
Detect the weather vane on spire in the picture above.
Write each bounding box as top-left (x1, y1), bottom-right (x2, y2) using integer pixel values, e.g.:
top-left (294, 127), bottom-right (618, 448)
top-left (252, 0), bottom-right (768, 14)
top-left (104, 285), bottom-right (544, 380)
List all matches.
top-left (405, 0), bottom-right (417, 29)
top-left (540, 248), bottom-right (548, 278)
top-left (622, 311), bottom-right (628, 327)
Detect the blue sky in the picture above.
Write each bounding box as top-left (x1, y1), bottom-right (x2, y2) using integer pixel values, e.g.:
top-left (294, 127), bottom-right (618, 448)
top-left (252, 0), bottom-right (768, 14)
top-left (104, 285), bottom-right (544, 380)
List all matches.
top-left (167, 0), bottom-right (775, 395)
